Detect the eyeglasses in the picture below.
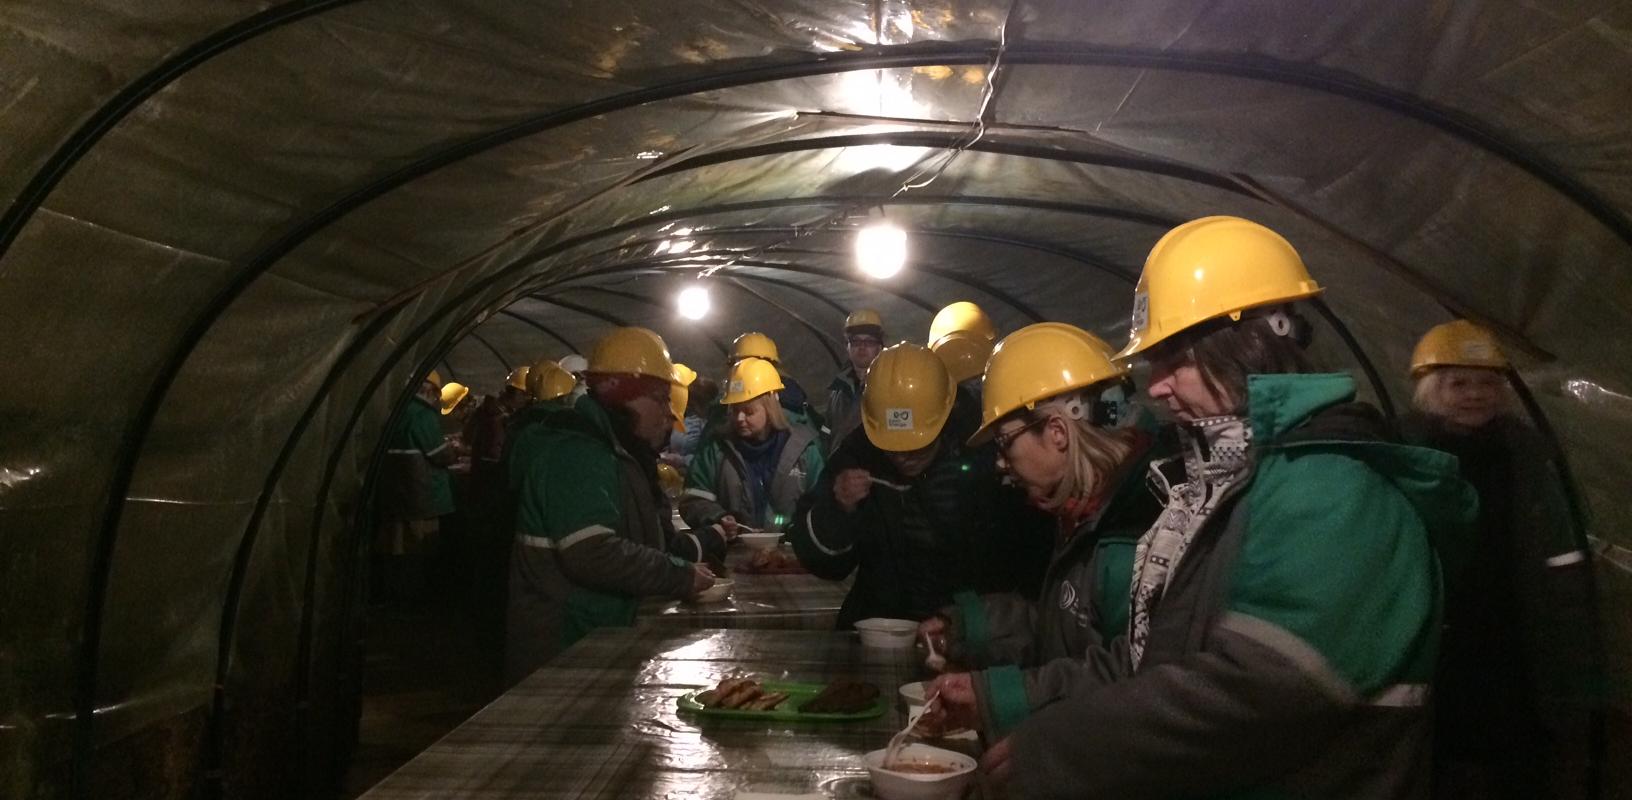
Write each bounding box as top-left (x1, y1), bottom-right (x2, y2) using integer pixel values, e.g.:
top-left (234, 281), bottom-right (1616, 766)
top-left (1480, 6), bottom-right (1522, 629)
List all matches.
top-left (993, 416), bottom-right (1046, 454)
top-left (847, 336), bottom-right (883, 348)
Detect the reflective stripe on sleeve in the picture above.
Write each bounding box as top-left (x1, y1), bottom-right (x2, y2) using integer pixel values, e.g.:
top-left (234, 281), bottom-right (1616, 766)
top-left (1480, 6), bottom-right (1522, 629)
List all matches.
top-left (1546, 550), bottom-right (1587, 568)
top-left (516, 534), bottom-right (555, 550)
top-left (804, 508), bottom-right (853, 556)
top-left (558, 524), bottom-right (615, 550)
top-left (424, 441), bottom-right (451, 457)
top-left (1217, 612), bottom-right (1358, 706)
top-left (1368, 684), bottom-right (1429, 707)
top-left (684, 488), bottom-right (717, 501)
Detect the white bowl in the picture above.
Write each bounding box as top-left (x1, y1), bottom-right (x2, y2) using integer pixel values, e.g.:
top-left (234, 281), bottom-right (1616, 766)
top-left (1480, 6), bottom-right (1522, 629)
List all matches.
top-left (690, 579), bottom-right (733, 604)
top-left (863, 743), bottom-right (977, 800)
top-left (737, 531), bottom-right (782, 551)
top-left (854, 617), bottom-right (917, 649)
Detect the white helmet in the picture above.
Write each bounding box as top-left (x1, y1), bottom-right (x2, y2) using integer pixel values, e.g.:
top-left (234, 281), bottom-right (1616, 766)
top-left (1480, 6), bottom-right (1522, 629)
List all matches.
top-left (558, 354), bottom-right (589, 374)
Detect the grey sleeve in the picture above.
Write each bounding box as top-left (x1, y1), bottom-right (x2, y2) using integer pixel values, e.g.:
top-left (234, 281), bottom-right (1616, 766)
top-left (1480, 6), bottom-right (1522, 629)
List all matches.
top-left (1005, 623), bottom-right (1350, 799)
top-left (946, 593), bottom-right (1037, 668)
top-left (678, 491), bottom-right (730, 531)
top-left (556, 530), bottom-right (694, 599)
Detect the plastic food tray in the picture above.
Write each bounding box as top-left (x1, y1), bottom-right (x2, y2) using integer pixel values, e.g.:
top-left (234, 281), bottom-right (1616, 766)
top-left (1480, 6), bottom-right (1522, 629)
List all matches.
top-left (677, 681), bottom-right (885, 722)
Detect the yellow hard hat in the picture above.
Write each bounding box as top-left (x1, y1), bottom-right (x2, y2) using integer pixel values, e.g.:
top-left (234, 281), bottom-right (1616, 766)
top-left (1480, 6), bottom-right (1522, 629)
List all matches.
top-left (731, 331), bottom-right (779, 364)
top-left (971, 323), bottom-right (1128, 443)
top-left (861, 343), bottom-right (956, 452)
top-left (845, 309), bottom-right (885, 333)
top-left (425, 369), bottom-right (444, 388)
top-left (656, 462), bottom-right (684, 499)
top-left (929, 301), bottom-right (996, 344)
top-left (1411, 320), bottom-right (1509, 377)
top-left (721, 357), bottom-right (784, 405)
top-left (527, 359), bottom-right (578, 402)
top-left (670, 363), bottom-right (697, 431)
top-left (929, 330), bottom-right (993, 384)
top-left (506, 365), bottom-right (531, 392)
top-left (1116, 216), bottom-right (1323, 360)
top-left (588, 327), bottom-right (681, 383)
top-left (439, 382), bottom-right (470, 415)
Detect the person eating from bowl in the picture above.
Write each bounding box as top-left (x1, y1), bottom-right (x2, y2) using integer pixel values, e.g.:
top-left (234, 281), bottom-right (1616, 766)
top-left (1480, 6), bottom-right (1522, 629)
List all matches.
top-left (916, 322), bottom-right (1164, 697)
top-left (787, 343), bottom-right (1050, 628)
top-left (504, 327), bottom-right (715, 685)
top-left (922, 215), bottom-right (1476, 799)
top-left (680, 356), bottom-right (825, 538)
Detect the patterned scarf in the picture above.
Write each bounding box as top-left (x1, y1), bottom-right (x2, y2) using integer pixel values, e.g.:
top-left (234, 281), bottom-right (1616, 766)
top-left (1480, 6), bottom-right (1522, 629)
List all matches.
top-left (1127, 416), bottom-right (1254, 669)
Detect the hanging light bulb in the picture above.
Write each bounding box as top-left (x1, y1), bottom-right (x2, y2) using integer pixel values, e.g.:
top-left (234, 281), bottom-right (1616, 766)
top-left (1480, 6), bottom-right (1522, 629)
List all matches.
top-left (855, 220), bottom-right (907, 279)
top-left (677, 284), bottom-right (711, 320)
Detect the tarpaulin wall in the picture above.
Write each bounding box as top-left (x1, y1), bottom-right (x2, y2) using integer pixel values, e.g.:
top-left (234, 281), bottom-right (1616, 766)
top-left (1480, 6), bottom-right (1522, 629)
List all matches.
top-left (1, 1), bottom-right (1630, 797)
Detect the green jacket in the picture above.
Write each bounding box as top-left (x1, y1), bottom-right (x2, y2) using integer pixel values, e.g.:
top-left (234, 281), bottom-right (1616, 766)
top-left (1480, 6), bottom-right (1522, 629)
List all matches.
top-left (378, 396), bottom-right (455, 520)
top-left (993, 374), bottom-right (1477, 800)
top-left (503, 395), bottom-right (698, 685)
top-left (679, 424), bottom-right (824, 532)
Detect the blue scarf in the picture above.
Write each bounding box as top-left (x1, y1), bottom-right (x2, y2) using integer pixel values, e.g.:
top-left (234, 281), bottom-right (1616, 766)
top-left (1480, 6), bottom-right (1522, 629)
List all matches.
top-left (734, 428), bottom-right (789, 525)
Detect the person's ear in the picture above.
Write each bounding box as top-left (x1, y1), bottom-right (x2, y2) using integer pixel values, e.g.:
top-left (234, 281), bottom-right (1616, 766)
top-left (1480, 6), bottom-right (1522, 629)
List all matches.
top-left (1046, 417), bottom-right (1070, 452)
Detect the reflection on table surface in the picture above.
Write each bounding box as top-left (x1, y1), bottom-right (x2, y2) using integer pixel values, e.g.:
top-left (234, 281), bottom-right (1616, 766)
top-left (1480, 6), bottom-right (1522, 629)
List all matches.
top-left (357, 627), bottom-right (965, 799)
top-left (638, 544), bottom-right (852, 631)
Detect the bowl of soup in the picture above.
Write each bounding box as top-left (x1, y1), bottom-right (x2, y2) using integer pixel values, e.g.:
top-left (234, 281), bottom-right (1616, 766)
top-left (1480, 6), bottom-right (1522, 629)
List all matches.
top-left (690, 578), bottom-right (734, 604)
top-left (863, 743), bottom-right (977, 800)
top-left (854, 617), bottom-right (917, 649)
top-left (736, 531), bottom-right (783, 551)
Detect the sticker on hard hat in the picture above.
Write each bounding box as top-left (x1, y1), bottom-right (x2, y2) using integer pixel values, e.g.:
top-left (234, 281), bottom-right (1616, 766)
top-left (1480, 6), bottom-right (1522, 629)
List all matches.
top-left (1462, 342), bottom-right (1493, 360)
top-left (886, 408), bottom-right (914, 430)
top-left (1130, 293), bottom-right (1150, 331)
top-left (730, 380), bottom-right (745, 394)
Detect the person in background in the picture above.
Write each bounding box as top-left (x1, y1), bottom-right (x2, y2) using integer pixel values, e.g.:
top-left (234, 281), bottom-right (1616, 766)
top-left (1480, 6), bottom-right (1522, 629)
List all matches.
top-left (788, 343), bottom-right (1051, 628)
top-left (825, 309), bottom-right (884, 451)
top-left (468, 358), bottom-right (580, 663)
top-left (1402, 320), bottom-right (1601, 800)
top-left (677, 377), bottom-right (719, 461)
top-left (681, 357), bottom-right (825, 538)
top-left (918, 324), bottom-right (1163, 730)
top-left (504, 328), bottom-right (714, 684)
top-left (375, 369), bottom-right (459, 606)
top-left (465, 366), bottom-right (532, 476)
top-left (719, 332), bottom-right (822, 436)
top-left (928, 300), bottom-right (998, 431)
top-left (926, 216), bottom-right (1476, 799)
top-left (665, 362), bottom-right (697, 461)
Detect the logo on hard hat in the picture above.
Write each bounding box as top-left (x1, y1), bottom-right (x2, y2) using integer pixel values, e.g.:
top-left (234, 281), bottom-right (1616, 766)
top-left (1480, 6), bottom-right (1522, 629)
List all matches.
top-left (886, 408), bottom-right (914, 430)
top-left (730, 380), bottom-right (745, 394)
top-left (1130, 293), bottom-right (1150, 331)
top-left (1462, 342), bottom-right (1493, 360)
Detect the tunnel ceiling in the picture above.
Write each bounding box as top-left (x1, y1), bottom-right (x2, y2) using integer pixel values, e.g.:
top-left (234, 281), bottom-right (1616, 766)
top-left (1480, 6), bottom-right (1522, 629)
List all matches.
top-left (3, 0), bottom-right (1632, 793)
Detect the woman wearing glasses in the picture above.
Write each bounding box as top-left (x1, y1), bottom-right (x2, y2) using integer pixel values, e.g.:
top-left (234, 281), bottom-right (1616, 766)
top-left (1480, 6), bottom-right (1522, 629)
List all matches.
top-left (917, 322), bottom-right (1165, 730)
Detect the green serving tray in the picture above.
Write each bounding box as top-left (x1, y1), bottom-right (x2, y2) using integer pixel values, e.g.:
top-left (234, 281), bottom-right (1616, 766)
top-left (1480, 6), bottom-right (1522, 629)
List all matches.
top-left (677, 681), bottom-right (886, 722)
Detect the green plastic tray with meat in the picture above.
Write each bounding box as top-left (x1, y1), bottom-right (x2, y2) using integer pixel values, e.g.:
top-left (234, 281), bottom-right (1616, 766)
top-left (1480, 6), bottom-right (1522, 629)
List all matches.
top-left (677, 681), bottom-right (886, 722)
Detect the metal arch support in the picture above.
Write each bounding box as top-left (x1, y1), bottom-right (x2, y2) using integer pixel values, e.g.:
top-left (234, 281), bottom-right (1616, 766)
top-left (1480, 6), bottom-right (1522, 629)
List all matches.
top-left (495, 309), bottom-right (580, 355)
top-left (616, 222), bottom-right (1144, 285)
top-left (572, 246), bottom-right (1045, 322)
top-left (1307, 297), bottom-right (1395, 419)
top-left (466, 331), bottom-right (514, 371)
top-left (720, 277), bottom-right (844, 368)
top-left (536, 257), bottom-right (941, 315)
top-left (632, 130), bottom-right (1246, 198)
top-left (557, 285), bottom-right (732, 359)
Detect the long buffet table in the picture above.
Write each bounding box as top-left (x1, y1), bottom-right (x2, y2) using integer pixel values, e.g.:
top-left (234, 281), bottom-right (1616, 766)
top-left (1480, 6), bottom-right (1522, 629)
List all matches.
top-left (357, 627), bottom-right (950, 799)
top-left (636, 543), bottom-right (852, 631)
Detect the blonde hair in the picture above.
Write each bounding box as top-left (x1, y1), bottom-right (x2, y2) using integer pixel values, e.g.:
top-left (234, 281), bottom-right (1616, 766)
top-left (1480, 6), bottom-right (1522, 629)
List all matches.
top-left (1411, 367), bottom-right (1511, 419)
top-left (1030, 390), bottom-right (1136, 511)
top-left (731, 392), bottom-right (789, 437)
